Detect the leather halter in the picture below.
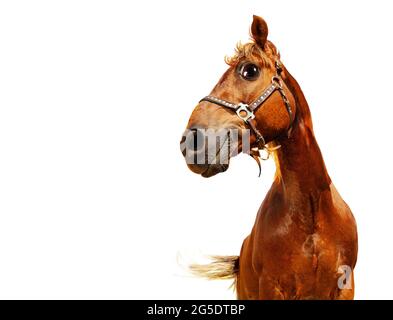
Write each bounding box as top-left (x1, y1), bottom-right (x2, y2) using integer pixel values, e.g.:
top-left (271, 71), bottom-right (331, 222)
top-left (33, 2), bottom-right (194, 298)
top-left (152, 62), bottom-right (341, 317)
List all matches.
top-left (200, 61), bottom-right (293, 148)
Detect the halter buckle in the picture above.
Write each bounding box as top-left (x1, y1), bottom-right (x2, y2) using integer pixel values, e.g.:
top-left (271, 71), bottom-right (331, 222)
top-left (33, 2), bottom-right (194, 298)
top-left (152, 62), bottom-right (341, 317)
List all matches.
top-left (236, 103), bottom-right (255, 122)
top-left (271, 76), bottom-right (283, 89)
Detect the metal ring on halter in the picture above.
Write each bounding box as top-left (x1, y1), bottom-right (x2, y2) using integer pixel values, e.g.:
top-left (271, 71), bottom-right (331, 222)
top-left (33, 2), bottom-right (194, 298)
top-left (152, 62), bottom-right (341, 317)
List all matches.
top-left (272, 76), bottom-right (283, 89)
top-left (235, 103), bottom-right (255, 122)
top-left (259, 147), bottom-right (270, 161)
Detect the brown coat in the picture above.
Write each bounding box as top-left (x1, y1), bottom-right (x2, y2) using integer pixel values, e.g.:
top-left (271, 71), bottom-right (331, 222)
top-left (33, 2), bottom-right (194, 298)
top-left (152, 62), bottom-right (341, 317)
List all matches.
top-left (181, 15), bottom-right (357, 300)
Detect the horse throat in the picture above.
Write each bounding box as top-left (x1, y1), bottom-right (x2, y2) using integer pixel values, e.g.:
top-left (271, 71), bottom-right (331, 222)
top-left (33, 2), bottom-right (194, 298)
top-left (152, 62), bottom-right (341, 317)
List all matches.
top-left (274, 70), bottom-right (331, 201)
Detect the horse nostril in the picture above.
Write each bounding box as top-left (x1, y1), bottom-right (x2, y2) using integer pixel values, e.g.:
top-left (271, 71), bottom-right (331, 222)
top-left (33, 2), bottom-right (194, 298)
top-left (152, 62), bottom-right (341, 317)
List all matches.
top-left (187, 128), bottom-right (205, 152)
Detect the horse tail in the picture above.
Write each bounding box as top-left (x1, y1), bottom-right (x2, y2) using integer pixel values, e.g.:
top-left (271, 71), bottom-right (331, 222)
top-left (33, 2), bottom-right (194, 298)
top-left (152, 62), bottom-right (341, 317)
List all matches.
top-left (189, 255), bottom-right (239, 288)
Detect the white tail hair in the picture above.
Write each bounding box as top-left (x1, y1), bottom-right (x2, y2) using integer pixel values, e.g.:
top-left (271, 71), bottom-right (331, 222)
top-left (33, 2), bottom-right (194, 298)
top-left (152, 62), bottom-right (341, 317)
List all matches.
top-left (189, 255), bottom-right (239, 289)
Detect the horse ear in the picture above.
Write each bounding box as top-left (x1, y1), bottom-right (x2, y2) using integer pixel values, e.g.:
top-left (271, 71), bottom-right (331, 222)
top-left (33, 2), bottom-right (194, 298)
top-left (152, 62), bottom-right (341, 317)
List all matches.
top-left (251, 15), bottom-right (268, 48)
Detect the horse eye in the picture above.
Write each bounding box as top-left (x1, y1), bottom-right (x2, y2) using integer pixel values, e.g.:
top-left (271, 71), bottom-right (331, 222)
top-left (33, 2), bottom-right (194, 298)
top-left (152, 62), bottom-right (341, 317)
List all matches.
top-left (239, 63), bottom-right (260, 81)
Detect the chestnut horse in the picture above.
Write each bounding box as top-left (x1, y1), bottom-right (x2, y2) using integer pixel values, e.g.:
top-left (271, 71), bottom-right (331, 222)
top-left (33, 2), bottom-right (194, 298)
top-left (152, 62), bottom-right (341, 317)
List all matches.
top-left (180, 15), bottom-right (357, 300)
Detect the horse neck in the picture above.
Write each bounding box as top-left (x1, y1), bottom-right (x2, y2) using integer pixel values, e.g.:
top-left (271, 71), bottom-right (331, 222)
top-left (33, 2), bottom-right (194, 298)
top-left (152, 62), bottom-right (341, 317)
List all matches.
top-left (274, 70), bottom-right (331, 198)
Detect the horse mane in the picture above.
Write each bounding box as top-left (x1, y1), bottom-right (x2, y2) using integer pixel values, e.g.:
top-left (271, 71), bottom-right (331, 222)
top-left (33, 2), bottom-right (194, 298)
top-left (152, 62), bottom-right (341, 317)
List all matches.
top-left (225, 40), bottom-right (280, 68)
top-left (282, 68), bottom-right (314, 130)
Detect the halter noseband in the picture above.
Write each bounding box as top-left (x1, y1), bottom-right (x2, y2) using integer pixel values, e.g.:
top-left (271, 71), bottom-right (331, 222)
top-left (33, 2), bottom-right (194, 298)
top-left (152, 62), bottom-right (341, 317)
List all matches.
top-left (200, 61), bottom-right (293, 148)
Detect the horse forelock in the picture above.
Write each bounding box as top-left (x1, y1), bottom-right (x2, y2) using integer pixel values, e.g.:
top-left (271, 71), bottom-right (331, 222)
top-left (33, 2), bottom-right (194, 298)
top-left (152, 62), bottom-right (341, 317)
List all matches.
top-left (224, 40), bottom-right (279, 68)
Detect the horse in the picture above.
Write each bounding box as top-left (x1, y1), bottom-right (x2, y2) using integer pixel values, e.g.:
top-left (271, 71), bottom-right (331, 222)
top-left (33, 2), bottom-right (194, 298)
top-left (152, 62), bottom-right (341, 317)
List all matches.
top-left (179, 15), bottom-right (358, 300)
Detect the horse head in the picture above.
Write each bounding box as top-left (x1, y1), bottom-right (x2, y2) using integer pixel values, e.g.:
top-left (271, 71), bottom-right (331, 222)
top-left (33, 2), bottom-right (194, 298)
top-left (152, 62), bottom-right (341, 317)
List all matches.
top-left (180, 15), bottom-right (296, 177)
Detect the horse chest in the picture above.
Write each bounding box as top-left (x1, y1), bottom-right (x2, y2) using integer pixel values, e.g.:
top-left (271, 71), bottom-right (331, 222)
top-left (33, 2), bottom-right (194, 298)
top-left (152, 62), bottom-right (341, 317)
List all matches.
top-left (259, 205), bottom-right (346, 263)
top-left (249, 196), bottom-right (355, 299)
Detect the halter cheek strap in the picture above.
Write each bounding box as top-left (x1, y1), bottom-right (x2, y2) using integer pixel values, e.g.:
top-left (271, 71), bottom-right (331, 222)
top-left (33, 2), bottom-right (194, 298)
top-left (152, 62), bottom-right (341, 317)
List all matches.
top-left (199, 61), bottom-right (293, 148)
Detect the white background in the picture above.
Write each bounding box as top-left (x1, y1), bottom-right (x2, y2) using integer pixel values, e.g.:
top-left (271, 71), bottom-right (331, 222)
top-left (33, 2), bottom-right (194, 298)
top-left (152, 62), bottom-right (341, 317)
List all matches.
top-left (0, 0), bottom-right (392, 299)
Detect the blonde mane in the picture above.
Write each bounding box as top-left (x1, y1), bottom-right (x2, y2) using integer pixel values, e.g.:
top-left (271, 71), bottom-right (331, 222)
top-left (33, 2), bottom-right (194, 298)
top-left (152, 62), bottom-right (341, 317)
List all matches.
top-left (224, 40), bottom-right (280, 68)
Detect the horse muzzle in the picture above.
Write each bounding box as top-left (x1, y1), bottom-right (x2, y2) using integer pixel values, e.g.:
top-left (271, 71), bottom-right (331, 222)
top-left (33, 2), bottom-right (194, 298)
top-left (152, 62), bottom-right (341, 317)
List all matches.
top-left (180, 128), bottom-right (232, 177)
